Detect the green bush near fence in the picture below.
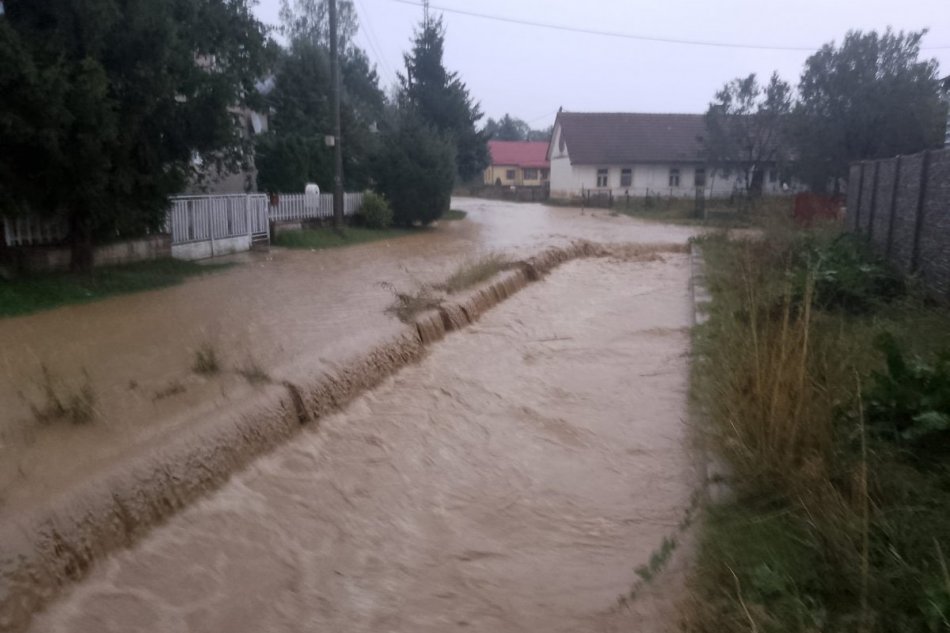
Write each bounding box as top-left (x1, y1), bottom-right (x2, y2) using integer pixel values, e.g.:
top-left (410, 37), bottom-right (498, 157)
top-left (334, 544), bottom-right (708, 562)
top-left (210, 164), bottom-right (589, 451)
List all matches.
top-left (356, 192), bottom-right (394, 229)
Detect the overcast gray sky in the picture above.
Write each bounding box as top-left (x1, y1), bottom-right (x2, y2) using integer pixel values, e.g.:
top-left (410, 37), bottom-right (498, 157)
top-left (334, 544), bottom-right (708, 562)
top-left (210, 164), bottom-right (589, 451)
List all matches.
top-left (253, 0), bottom-right (950, 129)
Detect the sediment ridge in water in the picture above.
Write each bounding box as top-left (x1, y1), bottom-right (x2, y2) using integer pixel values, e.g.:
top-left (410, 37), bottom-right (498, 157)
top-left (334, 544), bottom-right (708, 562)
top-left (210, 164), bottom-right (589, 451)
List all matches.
top-left (0, 240), bottom-right (686, 633)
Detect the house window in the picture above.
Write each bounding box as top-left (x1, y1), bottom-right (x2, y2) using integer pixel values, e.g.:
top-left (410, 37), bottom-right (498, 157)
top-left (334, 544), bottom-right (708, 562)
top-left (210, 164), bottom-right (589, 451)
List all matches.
top-left (669, 168), bottom-right (680, 187)
top-left (596, 168), bottom-right (609, 188)
top-left (505, 169), bottom-right (516, 181)
top-left (523, 168), bottom-right (539, 180)
top-left (620, 168), bottom-right (632, 187)
top-left (694, 167), bottom-right (706, 188)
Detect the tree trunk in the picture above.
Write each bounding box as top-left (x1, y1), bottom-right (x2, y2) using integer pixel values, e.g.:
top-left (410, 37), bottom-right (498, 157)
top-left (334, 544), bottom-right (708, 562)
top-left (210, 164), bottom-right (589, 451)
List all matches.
top-left (749, 167), bottom-right (765, 198)
top-left (69, 214), bottom-right (94, 273)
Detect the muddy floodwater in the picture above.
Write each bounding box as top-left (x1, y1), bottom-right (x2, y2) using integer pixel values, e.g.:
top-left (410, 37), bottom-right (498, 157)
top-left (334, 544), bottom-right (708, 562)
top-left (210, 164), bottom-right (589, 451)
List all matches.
top-left (0, 199), bottom-right (696, 516)
top-left (28, 254), bottom-right (698, 633)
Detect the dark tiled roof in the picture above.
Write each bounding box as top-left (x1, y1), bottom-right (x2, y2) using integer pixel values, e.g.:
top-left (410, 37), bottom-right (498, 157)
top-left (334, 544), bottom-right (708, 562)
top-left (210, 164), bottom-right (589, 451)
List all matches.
top-left (488, 141), bottom-right (550, 168)
top-left (555, 112), bottom-right (706, 165)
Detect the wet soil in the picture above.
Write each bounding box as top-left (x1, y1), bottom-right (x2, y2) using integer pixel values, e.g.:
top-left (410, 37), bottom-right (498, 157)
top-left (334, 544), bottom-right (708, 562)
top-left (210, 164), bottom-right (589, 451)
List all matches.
top-left (27, 255), bottom-right (699, 633)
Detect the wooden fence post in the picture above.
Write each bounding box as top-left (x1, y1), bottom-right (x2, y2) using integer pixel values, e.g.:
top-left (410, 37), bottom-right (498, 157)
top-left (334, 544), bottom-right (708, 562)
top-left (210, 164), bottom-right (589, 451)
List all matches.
top-left (911, 150), bottom-right (932, 273)
top-left (885, 156), bottom-right (901, 258)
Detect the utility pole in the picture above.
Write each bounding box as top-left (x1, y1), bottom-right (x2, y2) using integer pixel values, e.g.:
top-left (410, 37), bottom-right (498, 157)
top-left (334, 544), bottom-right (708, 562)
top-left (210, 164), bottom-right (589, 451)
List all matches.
top-left (329, 0), bottom-right (344, 229)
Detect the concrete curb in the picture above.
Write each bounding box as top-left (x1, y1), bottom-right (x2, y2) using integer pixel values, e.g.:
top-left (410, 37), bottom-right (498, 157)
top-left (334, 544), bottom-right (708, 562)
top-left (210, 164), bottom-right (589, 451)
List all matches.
top-left (689, 243), bottom-right (734, 506)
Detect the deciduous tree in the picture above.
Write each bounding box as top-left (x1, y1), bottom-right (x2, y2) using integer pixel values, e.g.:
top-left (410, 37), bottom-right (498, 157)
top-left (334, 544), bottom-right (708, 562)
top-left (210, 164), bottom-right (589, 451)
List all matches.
top-left (793, 29), bottom-right (944, 192)
top-left (704, 72), bottom-right (792, 197)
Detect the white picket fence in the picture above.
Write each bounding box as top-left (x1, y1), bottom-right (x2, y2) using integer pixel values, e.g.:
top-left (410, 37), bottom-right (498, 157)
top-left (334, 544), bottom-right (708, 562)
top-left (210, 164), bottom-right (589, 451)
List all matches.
top-left (2, 191), bottom-right (368, 249)
top-left (268, 192), bottom-right (364, 222)
top-left (2, 215), bottom-right (68, 247)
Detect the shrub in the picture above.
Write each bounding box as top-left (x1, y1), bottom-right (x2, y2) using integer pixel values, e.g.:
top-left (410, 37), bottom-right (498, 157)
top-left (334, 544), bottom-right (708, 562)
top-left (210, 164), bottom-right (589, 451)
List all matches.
top-left (865, 333), bottom-right (950, 446)
top-left (373, 114), bottom-right (455, 227)
top-left (793, 233), bottom-right (905, 313)
top-left (357, 192), bottom-right (393, 229)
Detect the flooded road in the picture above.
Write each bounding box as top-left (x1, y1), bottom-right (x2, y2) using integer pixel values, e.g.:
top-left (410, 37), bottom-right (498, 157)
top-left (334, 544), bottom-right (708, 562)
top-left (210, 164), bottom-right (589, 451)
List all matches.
top-left (27, 254), bottom-right (698, 633)
top-left (0, 199), bottom-right (697, 517)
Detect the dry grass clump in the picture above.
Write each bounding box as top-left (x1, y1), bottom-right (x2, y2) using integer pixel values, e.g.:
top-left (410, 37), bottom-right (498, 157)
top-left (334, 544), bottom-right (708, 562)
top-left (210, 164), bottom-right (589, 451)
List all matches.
top-left (381, 282), bottom-right (443, 323)
top-left (152, 380), bottom-right (186, 401)
top-left (382, 253), bottom-right (514, 323)
top-left (434, 253), bottom-right (512, 294)
top-left (192, 343), bottom-right (220, 375)
top-left (29, 365), bottom-right (96, 425)
top-left (236, 358), bottom-right (271, 384)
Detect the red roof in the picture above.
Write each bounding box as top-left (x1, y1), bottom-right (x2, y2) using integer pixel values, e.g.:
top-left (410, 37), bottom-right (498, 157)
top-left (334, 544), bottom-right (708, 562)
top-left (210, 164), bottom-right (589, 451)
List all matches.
top-left (487, 141), bottom-right (550, 169)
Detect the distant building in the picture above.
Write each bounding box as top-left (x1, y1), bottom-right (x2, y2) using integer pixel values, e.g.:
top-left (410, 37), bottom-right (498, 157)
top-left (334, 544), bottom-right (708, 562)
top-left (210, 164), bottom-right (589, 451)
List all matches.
top-left (184, 65), bottom-right (272, 195)
top-left (547, 111), bottom-right (793, 200)
top-left (483, 141), bottom-right (550, 187)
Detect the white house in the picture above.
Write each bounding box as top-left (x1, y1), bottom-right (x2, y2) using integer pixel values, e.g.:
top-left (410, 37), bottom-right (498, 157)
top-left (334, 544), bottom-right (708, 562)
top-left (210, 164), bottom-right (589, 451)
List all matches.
top-left (547, 111), bottom-right (791, 200)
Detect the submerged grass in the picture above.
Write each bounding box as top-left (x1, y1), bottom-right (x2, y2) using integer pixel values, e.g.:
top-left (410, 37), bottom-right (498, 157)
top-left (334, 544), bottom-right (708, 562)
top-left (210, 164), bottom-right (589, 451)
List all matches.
top-left (29, 365), bottom-right (96, 425)
top-left (236, 357), bottom-right (271, 384)
top-left (689, 223), bottom-right (950, 632)
top-left (0, 258), bottom-right (231, 318)
top-left (381, 282), bottom-right (443, 323)
top-left (382, 253), bottom-right (515, 323)
top-left (192, 343), bottom-right (220, 375)
top-left (273, 226), bottom-right (413, 250)
top-left (434, 253), bottom-right (512, 294)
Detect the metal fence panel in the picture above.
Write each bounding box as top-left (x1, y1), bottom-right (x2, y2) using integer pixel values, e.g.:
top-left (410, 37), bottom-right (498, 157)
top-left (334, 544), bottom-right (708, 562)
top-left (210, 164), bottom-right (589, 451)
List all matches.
top-left (3, 191), bottom-right (364, 248)
top-left (167, 194), bottom-right (269, 245)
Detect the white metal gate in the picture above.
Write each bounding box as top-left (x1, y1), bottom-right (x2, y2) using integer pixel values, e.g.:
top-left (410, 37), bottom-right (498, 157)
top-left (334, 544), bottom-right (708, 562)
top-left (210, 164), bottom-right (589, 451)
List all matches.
top-left (166, 194), bottom-right (270, 247)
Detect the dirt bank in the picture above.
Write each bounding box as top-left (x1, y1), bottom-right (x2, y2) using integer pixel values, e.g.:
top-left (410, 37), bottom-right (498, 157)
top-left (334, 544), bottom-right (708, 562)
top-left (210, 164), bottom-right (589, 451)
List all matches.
top-left (26, 251), bottom-right (700, 633)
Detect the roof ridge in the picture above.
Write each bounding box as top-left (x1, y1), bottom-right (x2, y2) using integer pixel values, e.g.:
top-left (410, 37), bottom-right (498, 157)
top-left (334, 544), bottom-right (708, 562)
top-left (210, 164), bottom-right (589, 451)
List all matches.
top-left (560, 111), bottom-right (705, 117)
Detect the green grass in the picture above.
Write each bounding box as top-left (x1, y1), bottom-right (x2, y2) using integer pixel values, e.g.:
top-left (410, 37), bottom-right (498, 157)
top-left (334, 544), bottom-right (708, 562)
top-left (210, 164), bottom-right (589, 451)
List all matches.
top-left (0, 258), bottom-right (231, 318)
top-left (442, 209), bottom-right (467, 221)
top-left (272, 226), bottom-right (413, 250)
top-left (549, 195), bottom-right (791, 228)
top-left (688, 225), bottom-right (950, 632)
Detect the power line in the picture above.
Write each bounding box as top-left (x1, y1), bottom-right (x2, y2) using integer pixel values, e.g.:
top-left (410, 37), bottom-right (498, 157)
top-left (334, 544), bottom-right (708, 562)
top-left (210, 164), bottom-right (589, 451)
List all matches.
top-left (354, 0), bottom-right (397, 79)
top-left (526, 110), bottom-right (558, 125)
top-left (391, 0), bottom-right (950, 52)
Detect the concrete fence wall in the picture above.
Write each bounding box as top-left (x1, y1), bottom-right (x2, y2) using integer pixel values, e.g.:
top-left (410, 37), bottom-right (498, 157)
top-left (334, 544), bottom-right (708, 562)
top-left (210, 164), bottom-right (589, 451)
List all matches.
top-left (847, 148), bottom-right (950, 297)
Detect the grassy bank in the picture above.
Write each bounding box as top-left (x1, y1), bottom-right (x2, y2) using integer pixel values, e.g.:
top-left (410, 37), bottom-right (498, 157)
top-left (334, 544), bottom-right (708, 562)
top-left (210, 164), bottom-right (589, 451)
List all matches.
top-left (272, 226), bottom-right (413, 250)
top-left (689, 225), bottom-right (950, 632)
top-left (0, 258), bottom-right (230, 318)
top-left (442, 209), bottom-right (467, 221)
top-left (616, 196), bottom-right (792, 227)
